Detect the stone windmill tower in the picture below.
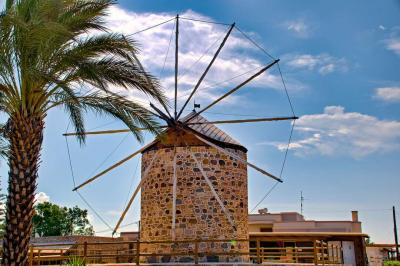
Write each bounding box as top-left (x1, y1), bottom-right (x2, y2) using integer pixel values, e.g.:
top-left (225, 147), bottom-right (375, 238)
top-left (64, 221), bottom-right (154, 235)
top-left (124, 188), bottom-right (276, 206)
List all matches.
top-left (66, 14), bottom-right (297, 263)
top-left (139, 112), bottom-right (250, 258)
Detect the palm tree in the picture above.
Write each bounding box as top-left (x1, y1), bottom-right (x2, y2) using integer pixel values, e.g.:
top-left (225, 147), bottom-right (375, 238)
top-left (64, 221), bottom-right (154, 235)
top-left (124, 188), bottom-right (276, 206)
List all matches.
top-left (0, 0), bottom-right (167, 264)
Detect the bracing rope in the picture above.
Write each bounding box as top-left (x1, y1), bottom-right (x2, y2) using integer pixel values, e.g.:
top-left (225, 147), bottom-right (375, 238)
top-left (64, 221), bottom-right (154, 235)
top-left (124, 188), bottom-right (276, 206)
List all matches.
top-left (64, 123), bottom-right (114, 232)
top-left (234, 26), bottom-right (275, 60)
top-left (250, 62), bottom-right (297, 213)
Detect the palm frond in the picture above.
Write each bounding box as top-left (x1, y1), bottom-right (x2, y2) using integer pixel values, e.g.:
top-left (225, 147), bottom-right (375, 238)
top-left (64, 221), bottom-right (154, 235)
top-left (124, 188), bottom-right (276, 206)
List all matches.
top-left (54, 91), bottom-right (161, 143)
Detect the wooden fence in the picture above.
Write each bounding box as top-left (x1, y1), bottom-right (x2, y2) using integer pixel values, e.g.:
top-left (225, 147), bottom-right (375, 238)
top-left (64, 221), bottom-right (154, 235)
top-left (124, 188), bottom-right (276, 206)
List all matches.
top-left (28, 239), bottom-right (343, 265)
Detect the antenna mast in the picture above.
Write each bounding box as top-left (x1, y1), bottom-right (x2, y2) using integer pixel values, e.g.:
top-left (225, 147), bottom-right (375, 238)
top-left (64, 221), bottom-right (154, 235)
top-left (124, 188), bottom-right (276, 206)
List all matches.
top-left (300, 191), bottom-right (304, 215)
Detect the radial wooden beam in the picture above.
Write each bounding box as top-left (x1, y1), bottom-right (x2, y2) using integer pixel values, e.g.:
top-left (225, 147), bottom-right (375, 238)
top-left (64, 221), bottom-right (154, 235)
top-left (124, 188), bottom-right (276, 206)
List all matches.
top-left (150, 103), bottom-right (172, 124)
top-left (188, 59), bottom-right (280, 122)
top-left (186, 144), bottom-right (236, 230)
top-left (63, 117), bottom-right (297, 136)
top-left (186, 128), bottom-right (283, 183)
top-left (174, 14), bottom-right (179, 119)
top-left (112, 151), bottom-right (160, 236)
top-left (176, 23), bottom-right (236, 120)
top-left (72, 143), bottom-right (153, 191)
top-left (186, 116), bottom-right (298, 126)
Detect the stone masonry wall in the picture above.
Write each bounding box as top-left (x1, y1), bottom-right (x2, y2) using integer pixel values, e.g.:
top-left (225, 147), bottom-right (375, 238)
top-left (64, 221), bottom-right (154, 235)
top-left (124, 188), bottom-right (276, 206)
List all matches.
top-left (140, 145), bottom-right (248, 263)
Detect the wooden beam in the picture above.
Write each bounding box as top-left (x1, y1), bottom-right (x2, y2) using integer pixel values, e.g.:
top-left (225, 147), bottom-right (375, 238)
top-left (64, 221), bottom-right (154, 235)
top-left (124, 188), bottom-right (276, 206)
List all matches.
top-left (174, 14), bottom-right (179, 119)
top-left (112, 151), bottom-right (160, 235)
top-left (150, 103), bottom-right (172, 124)
top-left (176, 23), bottom-right (236, 120)
top-left (63, 116), bottom-right (296, 136)
top-left (63, 125), bottom-right (169, 137)
top-left (189, 129), bottom-right (283, 183)
top-left (188, 59), bottom-right (280, 122)
top-left (186, 116), bottom-right (298, 126)
top-left (73, 143), bottom-right (153, 191)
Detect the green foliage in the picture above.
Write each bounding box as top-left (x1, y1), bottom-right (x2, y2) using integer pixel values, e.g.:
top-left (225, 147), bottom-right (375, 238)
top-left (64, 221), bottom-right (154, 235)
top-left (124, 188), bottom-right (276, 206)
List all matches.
top-left (0, 0), bottom-right (167, 143)
top-left (64, 256), bottom-right (85, 266)
top-left (384, 260), bottom-right (400, 266)
top-left (32, 202), bottom-right (94, 237)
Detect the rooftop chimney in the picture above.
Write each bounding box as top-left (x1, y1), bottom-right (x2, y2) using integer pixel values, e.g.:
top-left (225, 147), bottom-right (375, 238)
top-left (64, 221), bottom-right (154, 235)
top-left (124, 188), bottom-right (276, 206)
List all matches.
top-left (351, 210), bottom-right (359, 222)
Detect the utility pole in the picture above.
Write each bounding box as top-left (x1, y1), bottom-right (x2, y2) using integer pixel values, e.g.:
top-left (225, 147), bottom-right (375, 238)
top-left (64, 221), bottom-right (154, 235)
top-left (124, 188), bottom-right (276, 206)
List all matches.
top-left (300, 191), bottom-right (304, 215)
top-left (393, 206), bottom-right (399, 260)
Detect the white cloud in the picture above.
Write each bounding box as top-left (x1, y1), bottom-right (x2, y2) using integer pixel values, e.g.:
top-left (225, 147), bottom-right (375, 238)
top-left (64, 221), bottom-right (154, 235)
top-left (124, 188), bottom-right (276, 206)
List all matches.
top-left (385, 38), bottom-right (400, 54)
top-left (35, 192), bottom-right (50, 204)
top-left (285, 20), bottom-right (310, 38)
top-left (379, 25), bottom-right (386, 31)
top-left (383, 27), bottom-right (400, 55)
top-left (267, 106), bottom-right (400, 158)
top-left (285, 54), bottom-right (348, 75)
top-left (102, 6), bottom-right (303, 110)
top-left (374, 87), bottom-right (400, 102)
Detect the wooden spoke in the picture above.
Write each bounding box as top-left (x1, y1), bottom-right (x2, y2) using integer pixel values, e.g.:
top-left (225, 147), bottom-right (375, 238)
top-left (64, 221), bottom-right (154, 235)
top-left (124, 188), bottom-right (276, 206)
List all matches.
top-left (112, 151), bottom-right (160, 235)
top-left (188, 59), bottom-right (280, 122)
top-left (186, 116), bottom-right (298, 126)
top-left (72, 143), bottom-right (153, 191)
top-left (176, 23), bottom-right (236, 120)
top-left (150, 103), bottom-right (172, 124)
top-left (186, 142), bottom-right (236, 230)
top-left (187, 128), bottom-right (283, 183)
top-left (174, 14), bottom-right (179, 119)
top-left (63, 117), bottom-right (296, 136)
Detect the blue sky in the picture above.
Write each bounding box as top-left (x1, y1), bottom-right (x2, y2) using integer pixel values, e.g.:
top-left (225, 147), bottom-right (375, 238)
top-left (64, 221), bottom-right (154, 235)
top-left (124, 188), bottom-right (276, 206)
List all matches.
top-left (1, 0), bottom-right (400, 242)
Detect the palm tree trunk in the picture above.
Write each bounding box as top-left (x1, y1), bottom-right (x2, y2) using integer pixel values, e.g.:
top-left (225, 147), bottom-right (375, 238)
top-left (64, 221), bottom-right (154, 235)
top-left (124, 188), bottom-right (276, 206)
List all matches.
top-left (2, 113), bottom-right (44, 266)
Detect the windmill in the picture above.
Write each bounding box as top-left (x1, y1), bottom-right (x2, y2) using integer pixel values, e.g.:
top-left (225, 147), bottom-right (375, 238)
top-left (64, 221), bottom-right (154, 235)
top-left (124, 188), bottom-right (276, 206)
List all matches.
top-left (64, 15), bottom-right (297, 262)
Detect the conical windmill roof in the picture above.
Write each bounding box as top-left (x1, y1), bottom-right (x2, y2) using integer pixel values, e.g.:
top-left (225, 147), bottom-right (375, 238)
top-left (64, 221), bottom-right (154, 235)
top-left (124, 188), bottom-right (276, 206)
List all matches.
top-left (181, 111), bottom-right (245, 149)
top-left (142, 111), bottom-right (247, 153)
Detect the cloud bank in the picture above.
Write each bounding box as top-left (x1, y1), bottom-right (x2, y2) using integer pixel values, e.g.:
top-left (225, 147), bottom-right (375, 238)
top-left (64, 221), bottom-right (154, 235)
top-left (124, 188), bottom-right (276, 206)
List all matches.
top-left (267, 106), bottom-right (400, 158)
top-left (374, 87), bottom-right (400, 102)
top-left (285, 54), bottom-right (348, 75)
top-left (103, 6), bottom-right (302, 109)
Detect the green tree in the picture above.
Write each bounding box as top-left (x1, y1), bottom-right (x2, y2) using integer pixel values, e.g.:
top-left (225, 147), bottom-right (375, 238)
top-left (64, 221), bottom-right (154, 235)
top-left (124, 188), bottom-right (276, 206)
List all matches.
top-left (32, 202), bottom-right (94, 237)
top-left (0, 0), bottom-right (166, 264)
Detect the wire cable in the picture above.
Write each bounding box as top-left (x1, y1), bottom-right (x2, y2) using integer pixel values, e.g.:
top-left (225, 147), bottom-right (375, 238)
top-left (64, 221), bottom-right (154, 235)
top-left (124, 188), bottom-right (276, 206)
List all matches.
top-left (64, 123), bottom-right (114, 232)
top-left (277, 62), bottom-right (296, 116)
top-left (127, 17), bottom-right (176, 36)
top-left (180, 16), bottom-right (231, 26)
top-left (250, 120), bottom-right (296, 213)
top-left (234, 26), bottom-right (275, 60)
top-left (88, 133), bottom-right (129, 177)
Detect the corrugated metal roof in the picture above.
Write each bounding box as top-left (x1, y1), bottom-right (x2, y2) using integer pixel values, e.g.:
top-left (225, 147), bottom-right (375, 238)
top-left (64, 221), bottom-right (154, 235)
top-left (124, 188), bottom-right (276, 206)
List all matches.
top-left (181, 112), bottom-right (243, 148)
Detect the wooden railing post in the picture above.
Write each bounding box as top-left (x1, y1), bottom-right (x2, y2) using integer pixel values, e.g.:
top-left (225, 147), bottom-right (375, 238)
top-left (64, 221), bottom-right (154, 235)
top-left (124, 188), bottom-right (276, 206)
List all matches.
top-left (256, 239), bottom-right (261, 264)
top-left (37, 249), bottom-right (41, 266)
top-left (194, 240), bottom-right (199, 264)
top-left (83, 241), bottom-right (88, 266)
top-left (313, 240), bottom-right (318, 265)
top-left (129, 242), bottom-right (134, 263)
top-left (29, 245), bottom-right (34, 266)
top-left (136, 239), bottom-right (140, 265)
